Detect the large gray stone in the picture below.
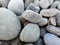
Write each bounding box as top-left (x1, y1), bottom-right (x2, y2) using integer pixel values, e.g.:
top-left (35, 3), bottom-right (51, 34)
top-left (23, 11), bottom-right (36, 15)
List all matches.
top-left (44, 33), bottom-right (60, 45)
top-left (0, 7), bottom-right (21, 40)
top-left (8, 0), bottom-right (24, 15)
top-left (20, 23), bottom-right (40, 42)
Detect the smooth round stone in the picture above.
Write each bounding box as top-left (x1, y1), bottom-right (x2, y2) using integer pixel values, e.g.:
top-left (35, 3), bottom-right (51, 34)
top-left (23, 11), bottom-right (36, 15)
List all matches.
top-left (8, 0), bottom-right (24, 15)
top-left (24, 43), bottom-right (34, 45)
top-left (21, 10), bottom-right (42, 23)
top-left (40, 8), bottom-right (60, 17)
top-left (46, 25), bottom-right (60, 36)
top-left (38, 18), bottom-right (48, 26)
top-left (0, 8), bottom-right (21, 40)
top-left (20, 23), bottom-right (40, 42)
top-left (49, 17), bottom-right (56, 26)
top-left (26, 3), bottom-right (40, 13)
top-left (44, 33), bottom-right (60, 45)
top-left (57, 3), bottom-right (60, 10)
top-left (35, 39), bottom-right (44, 45)
top-left (0, 0), bottom-right (10, 7)
top-left (25, 0), bottom-right (34, 8)
top-left (51, 1), bottom-right (60, 8)
top-left (39, 0), bottom-right (53, 9)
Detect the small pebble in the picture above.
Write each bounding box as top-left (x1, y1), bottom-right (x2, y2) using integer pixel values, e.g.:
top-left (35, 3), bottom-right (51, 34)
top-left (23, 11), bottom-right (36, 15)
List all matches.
top-left (21, 10), bottom-right (42, 23)
top-left (46, 25), bottom-right (60, 36)
top-left (24, 43), bottom-right (34, 45)
top-left (40, 8), bottom-right (60, 17)
top-left (26, 3), bottom-right (40, 13)
top-left (20, 23), bottom-right (40, 42)
top-left (39, 0), bottom-right (53, 9)
top-left (44, 33), bottom-right (60, 45)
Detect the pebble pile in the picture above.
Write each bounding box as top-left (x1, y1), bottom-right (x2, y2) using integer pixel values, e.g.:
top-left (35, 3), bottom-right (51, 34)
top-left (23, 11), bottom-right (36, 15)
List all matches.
top-left (0, 0), bottom-right (60, 45)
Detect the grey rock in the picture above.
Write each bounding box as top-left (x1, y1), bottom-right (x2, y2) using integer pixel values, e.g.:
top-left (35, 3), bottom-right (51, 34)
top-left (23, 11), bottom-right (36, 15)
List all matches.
top-left (44, 33), bottom-right (60, 45)
top-left (40, 8), bottom-right (60, 17)
top-left (8, 0), bottom-right (24, 15)
top-left (26, 3), bottom-right (40, 13)
top-left (46, 25), bottom-right (60, 36)
top-left (39, 0), bottom-right (53, 9)
top-left (20, 23), bottom-right (40, 42)
top-left (21, 10), bottom-right (42, 23)
top-left (51, 1), bottom-right (60, 8)
top-left (0, 7), bottom-right (21, 40)
top-left (38, 18), bottom-right (48, 26)
top-left (24, 43), bottom-right (34, 45)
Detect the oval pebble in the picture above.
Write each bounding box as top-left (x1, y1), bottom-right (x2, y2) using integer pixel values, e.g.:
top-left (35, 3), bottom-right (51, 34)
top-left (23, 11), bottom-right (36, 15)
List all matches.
top-left (24, 43), bottom-right (34, 45)
top-left (20, 23), bottom-right (40, 42)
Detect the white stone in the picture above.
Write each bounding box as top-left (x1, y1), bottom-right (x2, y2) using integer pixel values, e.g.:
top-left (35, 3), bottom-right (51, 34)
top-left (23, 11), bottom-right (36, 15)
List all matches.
top-left (40, 8), bottom-right (60, 17)
top-left (38, 18), bottom-right (48, 26)
top-left (46, 25), bottom-right (60, 36)
top-left (51, 1), bottom-right (60, 8)
top-left (44, 33), bottom-right (60, 45)
top-left (20, 23), bottom-right (40, 42)
top-left (26, 3), bottom-right (40, 13)
top-left (8, 0), bottom-right (24, 15)
top-left (39, 0), bottom-right (53, 9)
top-left (0, 0), bottom-right (10, 7)
top-left (25, 0), bottom-right (34, 8)
top-left (21, 10), bottom-right (42, 23)
top-left (0, 7), bottom-right (21, 40)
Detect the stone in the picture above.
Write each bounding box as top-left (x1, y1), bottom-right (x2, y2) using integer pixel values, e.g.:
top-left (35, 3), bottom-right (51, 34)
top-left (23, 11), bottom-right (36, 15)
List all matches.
top-left (51, 1), bottom-right (60, 8)
top-left (57, 3), bottom-right (60, 10)
top-left (56, 14), bottom-right (60, 26)
top-left (0, 0), bottom-right (10, 7)
top-left (26, 3), bottom-right (40, 13)
top-left (21, 10), bottom-right (42, 23)
top-left (0, 7), bottom-right (21, 40)
top-left (8, 0), bottom-right (24, 15)
top-left (49, 17), bottom-right (56, 26)
top-left (24, 43), bottom-right (34, 45)
top-left (44, 33), bottom-right (60, 45)
top-left (39, 0), bottom-right (53, 9)
top-left (40, 8), bottom-right (60, 17)
top-left (38, 18), bottom-right (48, 26)
top-left (46, 25), bottom-right (60, 36)
top-left (25, 0), bottom-right (34, 8)
top-left (20, 23), bottom-right (40, 42)
top-left (40, 27), bottom-right (46, 37)
top-left (35, 39), bottom-right (43, 45)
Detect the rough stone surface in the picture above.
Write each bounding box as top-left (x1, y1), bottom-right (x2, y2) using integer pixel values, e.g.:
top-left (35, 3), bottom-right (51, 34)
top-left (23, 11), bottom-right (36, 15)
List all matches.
top-left (49, 17), bottom-right (56, 26)
top-left (38, 18), bottom-right (48, 26)
top-left (20, 23), bottom-right (40, 42)
top-left (39, 0), bottom-right (53, 9)
top-left (0, 7), bottom-right (21, 40)
top-left (44, 33), bottom-right (60, 45)
top-left (46, 25), bottom-right (60, 36)
top-left (51, 1), bottom-right (60, 8)
top-left (8, 0), bottom-right (24, 15)
top-left (26, 3), bottom-right (40, 13)
top-left (40, 8), bottom-right (60, 17)
top-left (21, 10), bottom-right (42, 23)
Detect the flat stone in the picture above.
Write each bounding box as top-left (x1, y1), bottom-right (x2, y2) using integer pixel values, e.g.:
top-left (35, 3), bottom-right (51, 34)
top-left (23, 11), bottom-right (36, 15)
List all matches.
top-left (8, 0), bottom-right (24, 15)
top-left (49, 17), bottom-right (56, 26)
top-left (39, 0), bottom-right (53, 9)
top-left (21, 10), bottom-right (42, 23)
top-left (38, 18), bottom-right (48, 26)
top-left (0, 7), bottom-right (21, 40)
top-left (20, 23), bottom-right (40, 42)
top-left (44, 33), bottom-right (60, 45)
top-left (40, 8), bottom-right (60, 17)
top-left (46, 25), bottom-right (60, 36)
top-left (51, 1), bottom-right (60, 8)
top-left (26, 3), bottom-right (40, 13)
top-left (0, 0), bottom-right (10, 7)
top-left (25, 0), bottom-right (34, 8)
